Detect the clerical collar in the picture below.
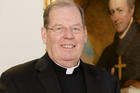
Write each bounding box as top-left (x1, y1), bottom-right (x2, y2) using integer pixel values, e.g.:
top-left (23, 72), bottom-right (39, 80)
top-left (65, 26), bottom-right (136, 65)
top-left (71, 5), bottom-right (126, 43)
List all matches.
top-left (119, 17), bottom-right (133, 39)
top-left (54, 61), bottom-right (80, 74)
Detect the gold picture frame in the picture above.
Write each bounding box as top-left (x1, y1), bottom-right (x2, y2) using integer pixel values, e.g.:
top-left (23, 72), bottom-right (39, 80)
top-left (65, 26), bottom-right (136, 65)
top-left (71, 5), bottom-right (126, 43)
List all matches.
top-left (44, 0), bottom-right (56, 9)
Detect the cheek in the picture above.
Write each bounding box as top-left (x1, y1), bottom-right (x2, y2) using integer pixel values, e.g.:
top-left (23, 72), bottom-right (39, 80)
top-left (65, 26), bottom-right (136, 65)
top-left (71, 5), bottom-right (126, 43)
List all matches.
top-left (76, 35), bottom-right (86, 45)
top-left (121, 12), bottom-right (131, 21)
top-left (122, 16), bottom-right (131, 25)
top-left (110, 16), bottom-right (114, 21)
top-left (46, 34), bottom-right (58, 47)
top-left (110, 16), bottom-right (117, 24)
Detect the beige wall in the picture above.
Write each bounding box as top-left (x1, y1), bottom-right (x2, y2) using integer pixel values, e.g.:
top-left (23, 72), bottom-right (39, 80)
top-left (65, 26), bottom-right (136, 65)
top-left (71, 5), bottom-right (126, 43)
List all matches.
top-left (0, 0), bottom-right (44, 74)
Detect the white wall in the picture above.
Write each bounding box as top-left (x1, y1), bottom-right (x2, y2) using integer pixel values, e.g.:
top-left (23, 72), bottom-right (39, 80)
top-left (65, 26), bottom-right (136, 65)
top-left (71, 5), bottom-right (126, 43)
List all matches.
top-left (0, 0), bottom-right (45, 75)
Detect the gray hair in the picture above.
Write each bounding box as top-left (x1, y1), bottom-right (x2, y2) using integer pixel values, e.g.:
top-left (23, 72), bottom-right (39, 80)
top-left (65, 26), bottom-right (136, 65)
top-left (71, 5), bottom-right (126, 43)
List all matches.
top-left (127, 0), bottom-right (135, 9)
top-left (43, 0), bottom-right (85, 29)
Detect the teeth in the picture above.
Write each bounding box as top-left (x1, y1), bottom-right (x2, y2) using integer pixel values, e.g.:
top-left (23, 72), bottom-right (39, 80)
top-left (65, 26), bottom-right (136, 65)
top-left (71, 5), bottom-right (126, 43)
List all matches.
top-left (63, 45), bottom-right (73, 48)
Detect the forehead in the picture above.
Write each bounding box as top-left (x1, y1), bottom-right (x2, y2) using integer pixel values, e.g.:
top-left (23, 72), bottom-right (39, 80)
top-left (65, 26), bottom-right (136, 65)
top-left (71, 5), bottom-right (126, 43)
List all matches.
top-left (49, 6), bottom-right (82, 23)
top-left (51, 5), bottom-right (80, 14)
top-left (109, 0), bottom-right (128, 9)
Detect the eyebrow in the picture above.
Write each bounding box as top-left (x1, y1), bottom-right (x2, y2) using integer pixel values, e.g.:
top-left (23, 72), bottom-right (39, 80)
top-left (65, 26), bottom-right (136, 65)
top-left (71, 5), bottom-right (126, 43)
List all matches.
top-left (52, 23), bottom-right (82, 27)
top-left (116, 7), bottom-right (122, 10)
top-left (71, 23), bottom-right (82, 26)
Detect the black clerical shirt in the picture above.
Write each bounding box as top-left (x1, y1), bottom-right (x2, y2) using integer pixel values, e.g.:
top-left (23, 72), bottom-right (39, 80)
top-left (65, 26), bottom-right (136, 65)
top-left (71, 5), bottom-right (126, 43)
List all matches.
top-left (51, 60), bottom-right (87, 93)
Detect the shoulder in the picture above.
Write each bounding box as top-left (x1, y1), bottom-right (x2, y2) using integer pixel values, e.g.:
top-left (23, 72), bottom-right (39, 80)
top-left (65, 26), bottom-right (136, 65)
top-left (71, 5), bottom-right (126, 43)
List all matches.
top-left (98, 43), bottom-right (117, 63)
top-left (0, 53), bottom-right (49, 80)
top-left (101, 36), bottom-right (118, 55)
top-left (102, 44), bottom-right (115, 54)
top-left (131, 21), bottom-right (140, 40)
top-left (83, 62), bottom-right (119, 87)
top-left (82, 62), bottom-right (120, 92)
top-left (82, 62), bottom-right (117, 80)
top-left (0, 59), bottom-right (39, 80)
top-left (137, 22), bottom-right (140, 31)
top-left (133, 20), bottom-right (140, 31)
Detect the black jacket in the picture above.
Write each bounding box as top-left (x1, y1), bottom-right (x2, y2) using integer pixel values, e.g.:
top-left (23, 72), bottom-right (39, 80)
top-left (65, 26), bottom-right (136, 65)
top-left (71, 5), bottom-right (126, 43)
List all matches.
top-left (0, 53), bottom-right (120, 93)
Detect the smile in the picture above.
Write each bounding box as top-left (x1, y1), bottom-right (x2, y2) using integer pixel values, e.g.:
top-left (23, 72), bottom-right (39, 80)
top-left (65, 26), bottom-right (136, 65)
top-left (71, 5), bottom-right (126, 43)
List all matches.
top-left (61, 44), bottom-right (76, 49)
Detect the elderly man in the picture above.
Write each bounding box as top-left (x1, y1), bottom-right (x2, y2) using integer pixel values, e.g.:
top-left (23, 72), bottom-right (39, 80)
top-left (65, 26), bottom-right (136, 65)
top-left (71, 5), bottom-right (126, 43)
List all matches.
top-left (97, 0), bottom-right (140, 92)
top-left (0, 1), bottom-right (120, 93)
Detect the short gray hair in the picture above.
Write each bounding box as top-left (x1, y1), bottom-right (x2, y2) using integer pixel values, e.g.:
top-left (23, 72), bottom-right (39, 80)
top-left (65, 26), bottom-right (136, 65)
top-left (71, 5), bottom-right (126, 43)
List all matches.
top-left (127, 0), bottom-right (135, 9)
top-left (43, 0), bottom-right (85, 28)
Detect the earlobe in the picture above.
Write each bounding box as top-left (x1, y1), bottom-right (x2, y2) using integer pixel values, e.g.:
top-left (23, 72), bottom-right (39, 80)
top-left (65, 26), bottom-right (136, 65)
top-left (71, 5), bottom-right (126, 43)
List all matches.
top-left (84, 26), bottom-right (88, 43)
top-left (41, 27), bottom-right (47, 44)
top-left (131, 5), bottom-right (135, 16)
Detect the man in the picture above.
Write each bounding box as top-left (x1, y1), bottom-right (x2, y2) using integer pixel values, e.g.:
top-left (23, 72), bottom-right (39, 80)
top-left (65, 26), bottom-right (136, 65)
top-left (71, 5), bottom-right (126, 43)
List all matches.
top-left (0, 1), bottom-right (120, 93)
top-left (96, 0), bottom-right (140, 91)
top-left (0, 83), bottom-right (5, 93)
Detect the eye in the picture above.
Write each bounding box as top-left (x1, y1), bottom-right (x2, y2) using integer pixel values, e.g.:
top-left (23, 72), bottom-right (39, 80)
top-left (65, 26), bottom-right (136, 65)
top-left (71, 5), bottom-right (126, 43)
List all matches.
top-left (56, 26), bottom-right (62, 30)
top-left (71, 26), bottom-right (81, 32)
top-left (118, 9), bottom-right (123, 13)
top-left (54, 26), bottom-right (63, 32)
top-left (109, 10), bottom-right (115, 16)
top-left (117, 8), bottom-right (123, 14)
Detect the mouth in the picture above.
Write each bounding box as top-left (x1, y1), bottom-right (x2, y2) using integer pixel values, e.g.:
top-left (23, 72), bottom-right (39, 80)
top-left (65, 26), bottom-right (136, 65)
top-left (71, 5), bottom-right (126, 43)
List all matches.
top-left (61, 44), bottom-right (76, 49)
top-left (114, 22), bottom-right (122, 27)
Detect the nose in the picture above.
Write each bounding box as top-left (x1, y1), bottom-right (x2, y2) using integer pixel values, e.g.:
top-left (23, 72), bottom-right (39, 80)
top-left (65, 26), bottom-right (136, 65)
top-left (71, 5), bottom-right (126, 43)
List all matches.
top-left (111, 13), bottom-right (119, 24)
top-left (63, 28), bottom-right (74, 39)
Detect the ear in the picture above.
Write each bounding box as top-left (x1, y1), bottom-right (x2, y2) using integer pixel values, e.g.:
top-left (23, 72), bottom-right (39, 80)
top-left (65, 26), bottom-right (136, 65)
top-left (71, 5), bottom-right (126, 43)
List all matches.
top-left (41, 27), bottom-right (47, 44)
top-left (130, 5), bottom-right (135, 16)
top-left (84, 26), bottom-right (87, 43)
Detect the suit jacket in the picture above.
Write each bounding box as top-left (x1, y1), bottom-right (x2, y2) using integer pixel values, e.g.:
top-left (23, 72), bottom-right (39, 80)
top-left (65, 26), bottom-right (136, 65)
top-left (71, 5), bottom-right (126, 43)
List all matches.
top-left (96, 21), bottom-right (140, 86)
top-left (0, 53), bottom-right (120, 93)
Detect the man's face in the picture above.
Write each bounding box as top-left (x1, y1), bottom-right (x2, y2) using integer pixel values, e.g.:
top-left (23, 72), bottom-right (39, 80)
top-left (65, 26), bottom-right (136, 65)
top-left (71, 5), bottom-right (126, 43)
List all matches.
top-left (109, 0), bottom-right (134, 33)
top-left (42, 6), bottom-right (87, 66)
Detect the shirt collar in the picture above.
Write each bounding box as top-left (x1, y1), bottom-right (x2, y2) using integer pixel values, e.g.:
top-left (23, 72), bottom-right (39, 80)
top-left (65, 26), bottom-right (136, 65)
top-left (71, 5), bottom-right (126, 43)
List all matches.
top-left (54, 61), bottom-right (80, 74)
top-left (119, 17), bottom-right (133, 39)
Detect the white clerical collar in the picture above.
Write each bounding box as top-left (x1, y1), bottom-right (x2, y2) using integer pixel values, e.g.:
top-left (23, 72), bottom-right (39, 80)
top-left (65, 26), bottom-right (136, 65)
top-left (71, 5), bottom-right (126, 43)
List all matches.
top-left (119, 17), bottom-right (133, 39)
top-left (54, 61), bottom-right (80, 75)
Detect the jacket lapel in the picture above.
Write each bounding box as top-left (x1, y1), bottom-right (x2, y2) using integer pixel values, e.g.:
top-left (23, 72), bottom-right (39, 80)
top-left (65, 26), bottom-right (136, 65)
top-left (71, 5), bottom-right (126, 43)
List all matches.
top-left (81, 62), bottom-right (103, 93)
top-left (35, 53), bottom-right (61, 93)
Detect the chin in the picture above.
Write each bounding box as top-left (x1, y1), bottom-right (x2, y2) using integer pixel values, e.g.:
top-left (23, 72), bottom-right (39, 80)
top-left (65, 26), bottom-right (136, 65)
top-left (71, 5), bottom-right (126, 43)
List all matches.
top-left (116, 30), bottom-right (124, 33)
top-left (62, 55), bottom-right (77, 61)
top-left (63, 56), bottom-right (75, 60)
top-left (116, 28), bottom-right (124, 33)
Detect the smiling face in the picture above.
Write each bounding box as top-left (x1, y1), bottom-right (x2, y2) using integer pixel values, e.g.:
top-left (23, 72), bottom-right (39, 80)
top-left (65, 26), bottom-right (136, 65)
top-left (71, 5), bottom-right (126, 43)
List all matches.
top-left (109, 0), bottom-right (134, 33)
top-left (41, 6), bottom-right (87, 67)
